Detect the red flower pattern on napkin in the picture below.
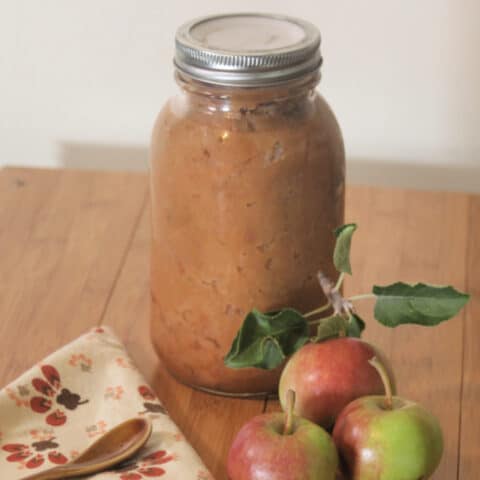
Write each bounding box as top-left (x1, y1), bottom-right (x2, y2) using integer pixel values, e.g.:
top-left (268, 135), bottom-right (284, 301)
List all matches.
top-left (138, 385), bottom-right (167, 416)
top-left (29, 365), bottom-right (89, 426)
top-left (116, 450), bottom-right (176, 479)
top-left (2, 438), bottom-right (68, 470)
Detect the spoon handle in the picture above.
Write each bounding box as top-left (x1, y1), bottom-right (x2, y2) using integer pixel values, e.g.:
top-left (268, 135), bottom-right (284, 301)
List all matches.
top-left (20, 466), bottom-right (73, 480)
top-left (20, 417), bottom-right (152, 480)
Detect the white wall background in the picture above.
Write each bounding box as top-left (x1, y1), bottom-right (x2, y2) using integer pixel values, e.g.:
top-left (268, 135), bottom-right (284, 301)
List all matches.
top-left (1, 0), bottom-right (479, 191)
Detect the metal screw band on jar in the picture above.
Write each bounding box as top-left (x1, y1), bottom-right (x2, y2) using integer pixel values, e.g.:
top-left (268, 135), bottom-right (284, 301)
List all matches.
top-left (174, 13), bottom-right (323, 87)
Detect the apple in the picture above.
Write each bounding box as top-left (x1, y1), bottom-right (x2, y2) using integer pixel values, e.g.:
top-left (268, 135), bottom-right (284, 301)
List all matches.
top-left (333, 357), bottom-right (443, 480)
top-left (227, 390), bottom-right (338, 480)
top-left (278, 338), bottom-right (394, 429)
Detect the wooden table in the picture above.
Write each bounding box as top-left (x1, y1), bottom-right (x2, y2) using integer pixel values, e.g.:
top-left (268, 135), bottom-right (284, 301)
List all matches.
top-left (0, 167), bottom-right (478, 479)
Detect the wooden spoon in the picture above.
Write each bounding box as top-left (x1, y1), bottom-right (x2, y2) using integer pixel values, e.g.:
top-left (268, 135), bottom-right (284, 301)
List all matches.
top-left (21, 417), bottom-right (152, 480)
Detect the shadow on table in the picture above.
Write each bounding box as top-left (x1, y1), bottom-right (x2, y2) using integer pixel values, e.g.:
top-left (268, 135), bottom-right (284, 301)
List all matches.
top-left (59, 141), bottom-right (149, 172)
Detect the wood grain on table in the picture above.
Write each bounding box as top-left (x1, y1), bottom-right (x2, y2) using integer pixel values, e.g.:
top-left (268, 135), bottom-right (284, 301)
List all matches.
top-left (0, 167), bottom-right (478, 479)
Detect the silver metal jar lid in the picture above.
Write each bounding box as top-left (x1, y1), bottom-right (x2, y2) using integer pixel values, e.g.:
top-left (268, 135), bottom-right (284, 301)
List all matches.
top-left (174, 13), bottom-right (322, 87)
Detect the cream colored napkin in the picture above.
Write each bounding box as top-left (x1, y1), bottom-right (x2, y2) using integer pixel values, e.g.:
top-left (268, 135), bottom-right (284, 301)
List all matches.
top-left (0, 327), bottom-right (213, 480)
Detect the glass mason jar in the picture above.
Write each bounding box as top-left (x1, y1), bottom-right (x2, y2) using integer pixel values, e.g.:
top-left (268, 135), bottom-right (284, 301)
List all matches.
top-left (150, 13), bottom-right (345, 396)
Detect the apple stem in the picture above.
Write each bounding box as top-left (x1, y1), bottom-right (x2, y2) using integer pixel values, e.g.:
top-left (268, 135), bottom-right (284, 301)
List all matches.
top-left (283, 389), bottom-right (296, 435)
top-left (368, 356), bottom-right (393, 410)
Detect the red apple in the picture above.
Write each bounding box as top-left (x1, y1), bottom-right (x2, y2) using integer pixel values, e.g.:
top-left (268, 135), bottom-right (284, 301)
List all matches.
top-left (227, 390), bottom-right (338, 480)
top-left (278, 338), bottom-right (393, 429)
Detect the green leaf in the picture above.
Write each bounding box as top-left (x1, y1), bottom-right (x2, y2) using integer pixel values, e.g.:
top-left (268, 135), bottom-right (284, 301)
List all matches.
top-left (224, 308), bottom-right (309, 369)
top-left (346, 313), bottom-right (366, 338)
top-left (333, 223), bottom-right (358, 274)
top-left (373, 282), bottom-right (470, 327)
top-left (314, 315), bottom-right (347, 342)
top-left (312, 313), bottom-right (365, 342)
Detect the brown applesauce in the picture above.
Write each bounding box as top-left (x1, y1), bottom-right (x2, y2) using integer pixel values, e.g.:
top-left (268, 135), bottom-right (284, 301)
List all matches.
top-left (150, 71), bottom-right (345, 395)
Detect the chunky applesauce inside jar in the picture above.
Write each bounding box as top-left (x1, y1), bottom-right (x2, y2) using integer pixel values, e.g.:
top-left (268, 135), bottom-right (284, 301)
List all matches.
top-left (150, 13), bottom-right (345, 395)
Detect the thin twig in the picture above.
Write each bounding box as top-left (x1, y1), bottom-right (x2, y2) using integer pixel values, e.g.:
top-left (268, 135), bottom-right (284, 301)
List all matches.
top-left (317, 271), bottom-right (353, 316)
top-left (348, 293), bottom-right (376, 302)
top-left (304, 303), bottom-right (331, 318)
top-left (334, 272), bottom-right (345, 291)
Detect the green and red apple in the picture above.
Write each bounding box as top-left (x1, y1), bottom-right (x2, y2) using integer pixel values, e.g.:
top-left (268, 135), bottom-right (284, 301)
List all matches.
top-left (279, 338), bottom-right (394, 429)
top-left (333, 357), bottom-right (443, 480)
top-left (227, 390), bottom-right (338, 480)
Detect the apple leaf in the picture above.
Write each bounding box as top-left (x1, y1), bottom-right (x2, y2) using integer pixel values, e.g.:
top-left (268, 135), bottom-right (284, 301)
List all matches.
top-left (312, 313), bottom-right (365, 342)
top-left (333, 223), bottom-right (357, 275)
top-left (314, 315), bottom-right (347, 342)
top-left (346, 313), bottom-right (366, 338)
top-left (373, 282), bottom-right (470, 327)
top-left (224, 308), bottom-right (309, 369)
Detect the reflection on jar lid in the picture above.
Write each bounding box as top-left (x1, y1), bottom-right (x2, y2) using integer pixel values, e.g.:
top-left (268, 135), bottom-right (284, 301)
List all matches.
top-left (174, 13), bottom-right (322, 87)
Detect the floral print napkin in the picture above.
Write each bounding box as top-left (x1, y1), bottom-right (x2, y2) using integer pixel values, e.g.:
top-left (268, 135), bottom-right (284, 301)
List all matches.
top-left (0, 327), bottom-right (213, 480)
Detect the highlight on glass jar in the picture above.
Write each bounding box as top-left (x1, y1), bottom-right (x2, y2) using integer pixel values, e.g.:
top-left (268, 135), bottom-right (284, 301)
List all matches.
top-left (149, 13), bottom-right (345, 396)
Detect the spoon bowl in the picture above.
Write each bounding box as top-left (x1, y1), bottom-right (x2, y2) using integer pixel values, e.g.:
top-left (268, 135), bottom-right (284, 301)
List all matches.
top-left (21, 417), bottom-right (152, 480)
